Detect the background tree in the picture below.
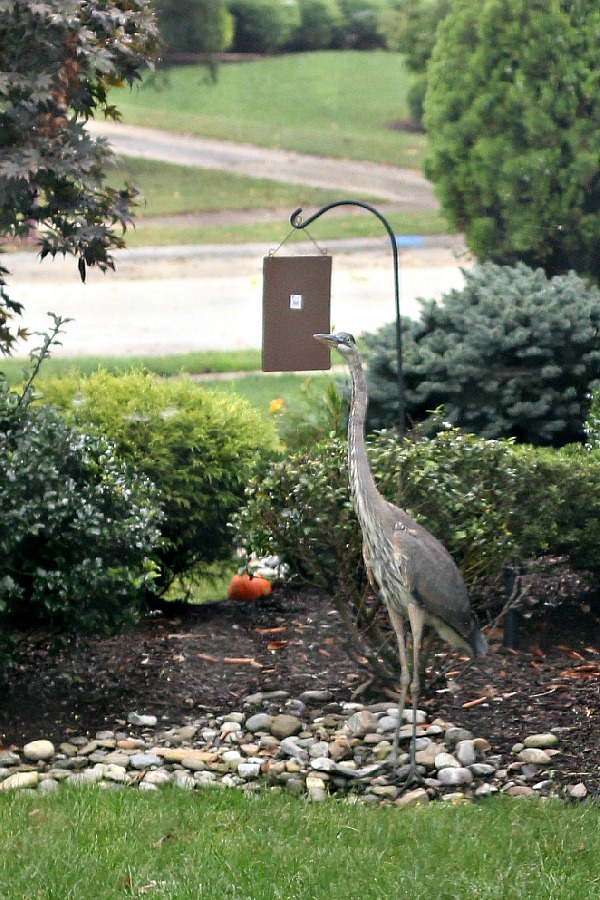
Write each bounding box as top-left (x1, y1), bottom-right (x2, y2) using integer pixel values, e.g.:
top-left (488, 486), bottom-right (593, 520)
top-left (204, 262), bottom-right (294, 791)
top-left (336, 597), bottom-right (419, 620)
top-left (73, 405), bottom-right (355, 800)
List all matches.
top-left (0, 0), bottom-right (159, 353)
top-left (424, 0), bottom-right (600, 280)
top-left (154, 0), bottom-right (233, 61)
top-left (379, 0), bottom-right (450, 124)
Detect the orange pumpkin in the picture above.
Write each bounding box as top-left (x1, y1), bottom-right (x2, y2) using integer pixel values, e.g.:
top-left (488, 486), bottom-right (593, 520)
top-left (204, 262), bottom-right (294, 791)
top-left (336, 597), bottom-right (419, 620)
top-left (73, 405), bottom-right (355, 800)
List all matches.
top-left (227, 573), bottom-right (272, 601)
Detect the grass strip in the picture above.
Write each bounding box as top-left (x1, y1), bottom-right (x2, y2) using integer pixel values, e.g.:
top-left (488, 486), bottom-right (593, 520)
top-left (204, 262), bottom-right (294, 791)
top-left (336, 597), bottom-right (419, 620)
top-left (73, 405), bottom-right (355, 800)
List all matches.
top-left (0, 790), bottom-right (598, 899)
top-left (0, 349), bottom-right (263, 384)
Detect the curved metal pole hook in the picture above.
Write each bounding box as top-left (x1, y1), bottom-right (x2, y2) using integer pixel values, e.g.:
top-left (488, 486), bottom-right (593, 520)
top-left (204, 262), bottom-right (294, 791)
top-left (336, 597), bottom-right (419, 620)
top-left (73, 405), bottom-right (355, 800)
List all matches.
top-left (291, 201), bottom-right (405, 434)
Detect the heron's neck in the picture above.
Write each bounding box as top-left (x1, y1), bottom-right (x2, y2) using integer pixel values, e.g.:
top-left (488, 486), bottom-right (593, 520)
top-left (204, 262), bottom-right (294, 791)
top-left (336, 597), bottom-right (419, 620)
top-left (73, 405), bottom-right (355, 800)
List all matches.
top-left (347, 358), bottom-right (384, 521)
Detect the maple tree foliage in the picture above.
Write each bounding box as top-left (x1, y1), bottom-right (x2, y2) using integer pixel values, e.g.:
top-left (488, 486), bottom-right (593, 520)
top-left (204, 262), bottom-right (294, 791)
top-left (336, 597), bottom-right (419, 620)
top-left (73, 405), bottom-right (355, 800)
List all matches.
top-left (0, 0), bottom-right (160, 352)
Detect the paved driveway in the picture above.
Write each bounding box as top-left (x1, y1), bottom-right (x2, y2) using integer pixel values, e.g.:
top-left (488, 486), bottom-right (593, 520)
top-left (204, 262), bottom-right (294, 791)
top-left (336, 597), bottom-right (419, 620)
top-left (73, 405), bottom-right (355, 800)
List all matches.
top-left (6, 124), bottom-right (468, 358)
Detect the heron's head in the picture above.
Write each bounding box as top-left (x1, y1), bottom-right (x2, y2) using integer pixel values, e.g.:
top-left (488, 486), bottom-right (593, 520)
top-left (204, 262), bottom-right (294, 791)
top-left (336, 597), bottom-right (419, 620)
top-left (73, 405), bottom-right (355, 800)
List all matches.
top-left (313, 331), bottom-right (357, 359)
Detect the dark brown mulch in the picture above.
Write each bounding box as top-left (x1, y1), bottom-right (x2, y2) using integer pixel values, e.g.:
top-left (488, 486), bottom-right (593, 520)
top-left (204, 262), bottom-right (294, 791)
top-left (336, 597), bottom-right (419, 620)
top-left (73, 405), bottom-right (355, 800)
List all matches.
top-left (0, 585), bottom-right (598, 795)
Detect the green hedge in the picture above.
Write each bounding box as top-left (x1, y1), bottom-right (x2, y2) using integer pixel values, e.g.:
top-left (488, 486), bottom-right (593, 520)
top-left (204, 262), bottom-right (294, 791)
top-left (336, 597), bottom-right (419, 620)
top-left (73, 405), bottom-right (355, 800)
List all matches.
top-left (234, 426), bottom-right (600, 673)
top-left (40, 370), bottom-right (279, 591)
top-left (0, 384), bottom-right (163, 665)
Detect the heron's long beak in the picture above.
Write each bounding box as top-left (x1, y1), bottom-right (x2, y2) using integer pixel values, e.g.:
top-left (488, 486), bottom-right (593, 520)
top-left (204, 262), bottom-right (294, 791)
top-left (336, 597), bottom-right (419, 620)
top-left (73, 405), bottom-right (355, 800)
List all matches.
top-left (313, 333), bottom-right (340, 347)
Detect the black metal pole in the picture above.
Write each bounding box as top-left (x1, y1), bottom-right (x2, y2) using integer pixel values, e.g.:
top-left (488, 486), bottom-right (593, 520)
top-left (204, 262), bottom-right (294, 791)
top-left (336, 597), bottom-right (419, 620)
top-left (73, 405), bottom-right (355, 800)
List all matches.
top-left (290, 201), bottom-right (405, 435)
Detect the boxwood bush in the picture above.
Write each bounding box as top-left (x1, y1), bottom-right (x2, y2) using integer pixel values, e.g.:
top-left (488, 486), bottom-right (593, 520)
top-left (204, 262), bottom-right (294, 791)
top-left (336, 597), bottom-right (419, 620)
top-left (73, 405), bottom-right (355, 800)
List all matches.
top-left (364, 263), bottom-right (600, 446)
top-left (233, 426), bottom-right (600, 676)
top-left (40, 370), bottom-right (279, 591)
top-left (0, 382), bottom-right (163, 665)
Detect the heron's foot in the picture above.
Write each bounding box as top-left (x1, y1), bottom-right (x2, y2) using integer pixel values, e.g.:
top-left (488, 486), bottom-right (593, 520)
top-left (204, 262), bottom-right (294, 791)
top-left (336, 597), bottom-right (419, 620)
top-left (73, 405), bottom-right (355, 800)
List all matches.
top-left (388, 761), bottom-right (426, 793)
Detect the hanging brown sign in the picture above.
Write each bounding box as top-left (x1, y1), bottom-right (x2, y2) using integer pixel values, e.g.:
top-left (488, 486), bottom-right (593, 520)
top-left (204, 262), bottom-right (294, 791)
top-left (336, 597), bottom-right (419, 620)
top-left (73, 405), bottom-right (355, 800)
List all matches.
top-left (262, 255), bottom-right (332, 372)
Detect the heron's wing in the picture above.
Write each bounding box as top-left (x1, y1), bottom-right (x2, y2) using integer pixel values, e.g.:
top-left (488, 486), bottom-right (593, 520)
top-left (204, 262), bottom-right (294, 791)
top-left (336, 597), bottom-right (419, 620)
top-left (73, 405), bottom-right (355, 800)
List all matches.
top-left (389, 512), bottom-right (473, 637)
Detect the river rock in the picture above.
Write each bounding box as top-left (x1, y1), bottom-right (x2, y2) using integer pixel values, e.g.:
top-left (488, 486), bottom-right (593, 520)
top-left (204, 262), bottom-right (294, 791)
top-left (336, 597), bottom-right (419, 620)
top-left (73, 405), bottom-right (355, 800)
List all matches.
top-left (127, 712), bottom-right (157, 727)
top-left (345, 710), bottom-right (379, 738)
top-left (434, 752), bottom-right (460, 770)
top-left (279, 738), bottom-right (308, 763)
top-left (38, 778), bottom-right (60, 794)
top-left (270, 715), bottom-right (302, 739)
top-left (523, 733), bottom-right (559, 750)
top-left (23, 740), bottom-right (55, 762)
top-left (130, 752), bottom-right (163, 770)
top-left (238, 762), bottom-right (261, 779)
top-left (0, 751), bottom-right (20, 766)
top-left (518, 748), bottom-right (551, 765)
top-left (394, 787), bottom-right (429, 808)
top-left (455, 740), bottom-right (476, 767)
top-left (245, 713), bottom-right (273, 733)
top-left (376, 716), bottom-right (399, 734)
top-left (0, 771), bottom-right (39, 791)
top-left (437, 767), bottom-right (474, 786)
top-left (444, 727), bottom-right (474, 747)
top-left (144, 770), bottom-right (172, 786)
top-left (415, 743), bottom-right (441, 768)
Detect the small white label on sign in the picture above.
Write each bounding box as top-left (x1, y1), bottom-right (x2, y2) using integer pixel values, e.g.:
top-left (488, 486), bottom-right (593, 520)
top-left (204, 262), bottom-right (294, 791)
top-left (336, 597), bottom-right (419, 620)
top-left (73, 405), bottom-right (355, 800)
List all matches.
top-left (290, 294), bottom-right (303, 310)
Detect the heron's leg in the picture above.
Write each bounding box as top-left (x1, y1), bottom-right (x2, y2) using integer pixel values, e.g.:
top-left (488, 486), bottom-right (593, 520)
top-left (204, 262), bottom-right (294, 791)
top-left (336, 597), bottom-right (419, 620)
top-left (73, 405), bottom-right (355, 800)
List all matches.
top-left (407, 603), bottom-right (426, 770)
top-left (387, 607), bottom-right (410, 765)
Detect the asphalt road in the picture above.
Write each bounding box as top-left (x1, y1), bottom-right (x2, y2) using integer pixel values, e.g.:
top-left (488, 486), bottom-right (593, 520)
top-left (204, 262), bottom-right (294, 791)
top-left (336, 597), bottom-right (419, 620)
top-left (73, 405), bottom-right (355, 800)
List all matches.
top-left (6, 123), bottom-right (468, 358)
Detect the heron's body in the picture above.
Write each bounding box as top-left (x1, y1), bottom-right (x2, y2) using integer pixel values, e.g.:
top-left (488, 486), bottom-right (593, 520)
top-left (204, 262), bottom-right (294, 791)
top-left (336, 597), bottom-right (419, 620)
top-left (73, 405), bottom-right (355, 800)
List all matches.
top-left (314, 331), bottom-right (486, 786)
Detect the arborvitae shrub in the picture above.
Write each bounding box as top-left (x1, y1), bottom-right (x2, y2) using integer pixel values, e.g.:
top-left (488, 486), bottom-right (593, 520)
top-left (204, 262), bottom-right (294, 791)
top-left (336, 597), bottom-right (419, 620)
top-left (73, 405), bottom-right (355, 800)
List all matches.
top-left (364, 263), bottom-right (600, 446)
top-left (41, 371), bottom-right (279, 591)
top-left (424, 0), bottom-right (600, 279)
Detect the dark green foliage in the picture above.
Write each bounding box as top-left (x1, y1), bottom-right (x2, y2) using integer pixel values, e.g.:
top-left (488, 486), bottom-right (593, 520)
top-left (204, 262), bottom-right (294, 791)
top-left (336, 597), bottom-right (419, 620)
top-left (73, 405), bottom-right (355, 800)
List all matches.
top-left (424, 0), bottom-right (600, 279)
top-left (235, 428), bottom-right (518, 591)
top-left (510, 442), bottom-right (600, 583)
top-left (234, 427), bottom-right (519, 677)
top-left (234, 426), bottom-right (600, 678)
top-left (381, 0), bottom-right (451, 71)
top-left (0, 0), bottom-right (159, 352)
top-left (154, 0), bottom-right (233, 57)
top-left (228, 0), bottom-right (299, 52)
top-left (334, 0), bottom-right (387, 49)
top-left (41, 370), bottom-right (279, 591)
top-left (0, 387), bottom-right (163, 664)
top-left (364, 263), bottom-right (600, 446)
top-left (286, 0), bottom-right (342, 51)
top-left (379, 0), bottom-right (450, 122)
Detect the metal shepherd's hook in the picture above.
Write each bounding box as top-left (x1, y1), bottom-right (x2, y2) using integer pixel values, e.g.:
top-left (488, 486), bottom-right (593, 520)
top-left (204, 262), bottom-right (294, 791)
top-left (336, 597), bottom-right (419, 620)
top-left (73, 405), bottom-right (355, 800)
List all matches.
top-left (290, 201), bottom-right (405, 434)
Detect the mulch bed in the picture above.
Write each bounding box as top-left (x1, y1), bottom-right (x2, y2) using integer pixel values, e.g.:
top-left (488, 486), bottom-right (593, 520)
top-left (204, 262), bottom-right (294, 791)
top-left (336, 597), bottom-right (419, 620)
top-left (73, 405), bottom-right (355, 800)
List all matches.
top-left (1, 584), bottom-right (599, 795)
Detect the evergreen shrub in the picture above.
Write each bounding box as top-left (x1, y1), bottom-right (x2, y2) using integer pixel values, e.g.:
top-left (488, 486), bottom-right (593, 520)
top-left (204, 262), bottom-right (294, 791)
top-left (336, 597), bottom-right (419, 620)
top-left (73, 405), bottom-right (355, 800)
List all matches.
top-left (0, 384), bottom-right (163, 663)
top-left (41, 371), bottom-right (279, 591)
top-left (334, 0), bottom-right (387, 48)
top-left (228, 0), bottom-right (299, 52)
top-left (287, 0), bottom-right (342, 51)
top-left (364, 263), bottom-right (600, 446)
top-left (424, 0), bottom-right (600, 279)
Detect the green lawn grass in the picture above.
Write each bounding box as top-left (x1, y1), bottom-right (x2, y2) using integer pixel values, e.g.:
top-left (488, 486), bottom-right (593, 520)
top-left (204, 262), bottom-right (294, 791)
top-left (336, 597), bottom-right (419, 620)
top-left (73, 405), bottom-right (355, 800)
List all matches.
top-left (200, 371), bottom-right (334, 419)
top-left (125, 208), bottom-right (449, 247)
top-left (114, 51), bottom-right (425, 169)
top-left (107, 155), bottom-right (448, 245)
top-left (111, 157), bottom-right (373, 218)
top-left (0, 349), bottom-right (262, 384)
top-left (0, 789), bottom-right (598, 899)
